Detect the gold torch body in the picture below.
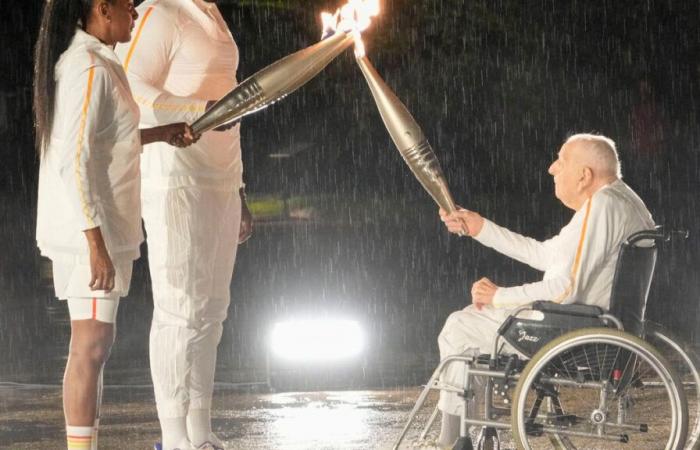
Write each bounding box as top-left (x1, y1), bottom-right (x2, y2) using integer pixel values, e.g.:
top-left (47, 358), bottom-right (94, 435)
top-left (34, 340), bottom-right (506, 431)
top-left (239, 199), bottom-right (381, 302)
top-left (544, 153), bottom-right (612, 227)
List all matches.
top-left (356, 56), bottom-right (457, 214)
top-left (192, 32), bottom-right (354, 134)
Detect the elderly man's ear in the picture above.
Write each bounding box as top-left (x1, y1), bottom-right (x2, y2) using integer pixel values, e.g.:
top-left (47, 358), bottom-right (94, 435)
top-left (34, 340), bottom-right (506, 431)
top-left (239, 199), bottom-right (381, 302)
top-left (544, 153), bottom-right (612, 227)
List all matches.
top-left (578, 166), bottom-right (594, 190)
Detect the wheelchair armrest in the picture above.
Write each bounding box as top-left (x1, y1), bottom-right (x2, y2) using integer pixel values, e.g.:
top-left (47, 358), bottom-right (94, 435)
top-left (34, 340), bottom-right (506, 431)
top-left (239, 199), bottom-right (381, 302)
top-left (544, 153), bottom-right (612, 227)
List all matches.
top-left (531, 300), bottom-right (604, 318)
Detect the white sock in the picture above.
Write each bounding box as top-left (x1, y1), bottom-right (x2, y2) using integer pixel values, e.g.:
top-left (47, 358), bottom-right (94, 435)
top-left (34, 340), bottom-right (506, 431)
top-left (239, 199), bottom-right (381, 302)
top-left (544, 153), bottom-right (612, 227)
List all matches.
top-left (438, 412), bottom-right (461, 447)
top-left (91, 418), bottom-right (99, 450)
top-left (187, 408), bottom-right (212, 446)
top-left (161, 416), bottom-right (189, 450)
top-left (67, 425), bottom-right (93, 449)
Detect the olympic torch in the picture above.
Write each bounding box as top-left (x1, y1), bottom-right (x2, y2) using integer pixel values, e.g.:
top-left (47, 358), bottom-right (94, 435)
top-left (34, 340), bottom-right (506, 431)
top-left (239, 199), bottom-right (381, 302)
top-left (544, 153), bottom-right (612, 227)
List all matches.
top-left (191, 32), bottom-right (353, 134)
top-left (355, 53), bottom-right (457, 213)
top-left (192, 1), bottom-right (380, 135)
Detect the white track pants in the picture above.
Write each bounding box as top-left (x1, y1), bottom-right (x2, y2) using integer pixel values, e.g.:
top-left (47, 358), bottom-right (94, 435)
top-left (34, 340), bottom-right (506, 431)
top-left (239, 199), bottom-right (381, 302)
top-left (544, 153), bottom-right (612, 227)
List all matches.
top-left (437, 305), bottom-right (522, 416)
top-left (142, 185), bottom-right (241, 418)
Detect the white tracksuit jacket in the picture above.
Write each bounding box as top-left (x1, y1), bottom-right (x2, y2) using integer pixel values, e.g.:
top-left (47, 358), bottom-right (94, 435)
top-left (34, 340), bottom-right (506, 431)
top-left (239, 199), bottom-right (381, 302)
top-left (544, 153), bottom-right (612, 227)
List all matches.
top-left (476, 179), bottom-right (655, 310)
top-left (437, 180), bottom-right (654, 416)
top-left (37, 29), bottom-right (143, 264)
top-left (115, 0), bottom-right (242, 191)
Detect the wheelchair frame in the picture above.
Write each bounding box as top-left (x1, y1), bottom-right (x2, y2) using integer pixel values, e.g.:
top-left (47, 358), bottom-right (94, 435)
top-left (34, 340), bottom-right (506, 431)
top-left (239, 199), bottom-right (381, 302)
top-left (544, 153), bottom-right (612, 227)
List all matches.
top-left (393, 227), bottom-right (699, 450)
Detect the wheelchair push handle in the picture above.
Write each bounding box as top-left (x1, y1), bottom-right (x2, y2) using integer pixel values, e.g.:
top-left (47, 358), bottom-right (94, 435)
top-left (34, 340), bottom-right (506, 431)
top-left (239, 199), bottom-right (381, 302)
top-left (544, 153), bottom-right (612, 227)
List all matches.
top-left (625, 226), bottom-right (689, 246)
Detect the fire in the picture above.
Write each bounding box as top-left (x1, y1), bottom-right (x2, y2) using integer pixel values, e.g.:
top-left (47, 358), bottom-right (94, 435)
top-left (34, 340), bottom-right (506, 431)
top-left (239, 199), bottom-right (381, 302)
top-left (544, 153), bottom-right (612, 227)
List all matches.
top-left (321, 0), bottom-right (380, 57)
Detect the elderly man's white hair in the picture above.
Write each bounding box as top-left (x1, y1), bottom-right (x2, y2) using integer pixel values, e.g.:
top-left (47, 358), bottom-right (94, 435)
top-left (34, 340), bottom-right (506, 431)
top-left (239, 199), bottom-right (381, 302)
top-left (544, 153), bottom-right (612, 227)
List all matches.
top-left (565, 133), bottom-right (622, 179)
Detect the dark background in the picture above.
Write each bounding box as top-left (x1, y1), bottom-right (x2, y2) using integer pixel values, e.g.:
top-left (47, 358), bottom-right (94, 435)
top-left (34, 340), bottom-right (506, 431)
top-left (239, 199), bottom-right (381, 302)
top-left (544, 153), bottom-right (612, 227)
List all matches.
top-left (0, 0), bottom-right (699, 389)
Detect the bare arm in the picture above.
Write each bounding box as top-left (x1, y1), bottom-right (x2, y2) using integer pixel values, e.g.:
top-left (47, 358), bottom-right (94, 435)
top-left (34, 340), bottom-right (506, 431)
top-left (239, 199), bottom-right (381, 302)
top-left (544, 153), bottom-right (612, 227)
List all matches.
top-left (140, 123), bottom-right (199, 147)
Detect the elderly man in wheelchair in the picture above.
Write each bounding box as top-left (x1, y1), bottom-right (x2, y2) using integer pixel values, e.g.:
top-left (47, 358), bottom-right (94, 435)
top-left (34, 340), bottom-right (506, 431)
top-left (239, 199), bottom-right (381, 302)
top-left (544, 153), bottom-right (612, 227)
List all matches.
top-left (394, 134), bottom-right (697, 449)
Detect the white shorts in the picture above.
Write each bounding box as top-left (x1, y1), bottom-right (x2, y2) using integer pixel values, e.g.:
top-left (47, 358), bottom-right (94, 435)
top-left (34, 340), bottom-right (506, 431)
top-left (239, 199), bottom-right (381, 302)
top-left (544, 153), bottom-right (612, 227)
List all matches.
top-left (52, 256), bottom-right (133, 323)
top-left (67, 297), bottom-right (120, 323)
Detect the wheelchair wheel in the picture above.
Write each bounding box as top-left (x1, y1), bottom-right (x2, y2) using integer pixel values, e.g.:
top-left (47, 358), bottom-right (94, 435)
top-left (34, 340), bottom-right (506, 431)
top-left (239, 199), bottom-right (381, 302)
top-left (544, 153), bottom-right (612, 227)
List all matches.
top-left (511, 328), bottom-right (688, 450)
top-left (644, 321), bottom-right (700, 449)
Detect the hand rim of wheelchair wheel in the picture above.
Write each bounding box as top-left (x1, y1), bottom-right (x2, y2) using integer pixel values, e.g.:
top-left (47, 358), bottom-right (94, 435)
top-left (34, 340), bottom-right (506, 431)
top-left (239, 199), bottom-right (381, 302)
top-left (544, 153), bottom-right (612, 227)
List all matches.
top-left (645, 321), bottom-right (700, 450)
top-left (510, 327), bottom-right (688, 450)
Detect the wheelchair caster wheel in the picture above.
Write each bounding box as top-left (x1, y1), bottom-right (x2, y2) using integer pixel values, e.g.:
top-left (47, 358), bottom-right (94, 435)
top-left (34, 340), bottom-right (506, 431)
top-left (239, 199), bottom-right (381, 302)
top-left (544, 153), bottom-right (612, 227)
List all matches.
top-left (476, 427), bottom-right (500, 450)
top-left (452, 436), bottom-right (474, 450)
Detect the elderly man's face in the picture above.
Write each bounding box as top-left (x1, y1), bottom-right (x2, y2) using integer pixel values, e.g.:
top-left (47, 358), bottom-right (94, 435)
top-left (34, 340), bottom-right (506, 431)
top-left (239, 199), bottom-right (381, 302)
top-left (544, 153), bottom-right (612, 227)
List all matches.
top-left (548, 142), bottom-right (584, 209)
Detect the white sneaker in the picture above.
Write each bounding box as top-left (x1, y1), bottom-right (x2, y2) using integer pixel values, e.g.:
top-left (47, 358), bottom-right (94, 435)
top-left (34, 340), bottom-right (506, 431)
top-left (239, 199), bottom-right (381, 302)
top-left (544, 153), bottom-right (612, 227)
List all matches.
top-left (409, 438), bottom-right (451, 449)
top-left (193, 433), bottom-right (225, 450)
top-left (155, 444), bottom-right (196, 450)
top-left (161, 438), bottom-right (196, 450)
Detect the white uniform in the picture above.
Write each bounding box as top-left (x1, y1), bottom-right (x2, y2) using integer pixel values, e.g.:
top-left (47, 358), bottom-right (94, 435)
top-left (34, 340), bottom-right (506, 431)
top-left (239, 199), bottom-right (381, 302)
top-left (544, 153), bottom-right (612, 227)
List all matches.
top-left (438, 180), bottom-right (654, 415)
top-left (37, 29), bottom-right (142, 320)
top-left (115, 0), bottom-right (243, 419)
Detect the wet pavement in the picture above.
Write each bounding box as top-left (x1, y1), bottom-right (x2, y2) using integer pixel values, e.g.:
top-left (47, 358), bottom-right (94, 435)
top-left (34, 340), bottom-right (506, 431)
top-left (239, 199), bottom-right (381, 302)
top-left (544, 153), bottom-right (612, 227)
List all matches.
top-left (0, 385), bottom-right (441, 450)
top-left (1, 381), bottom-right (693, 449)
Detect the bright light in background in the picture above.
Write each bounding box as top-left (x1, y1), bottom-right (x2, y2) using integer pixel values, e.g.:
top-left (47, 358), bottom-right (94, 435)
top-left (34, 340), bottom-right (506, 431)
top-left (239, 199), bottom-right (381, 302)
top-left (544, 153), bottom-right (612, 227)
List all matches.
top-left (270, 319), bottom-right (364, 361)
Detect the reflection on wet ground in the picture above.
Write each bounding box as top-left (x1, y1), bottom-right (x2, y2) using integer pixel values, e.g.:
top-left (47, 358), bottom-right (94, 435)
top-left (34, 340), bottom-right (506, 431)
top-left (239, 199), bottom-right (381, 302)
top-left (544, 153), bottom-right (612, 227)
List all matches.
top-left (0, 386), bottom-right (440, 449)
top-left (1, 382), bottom-right (686, 449)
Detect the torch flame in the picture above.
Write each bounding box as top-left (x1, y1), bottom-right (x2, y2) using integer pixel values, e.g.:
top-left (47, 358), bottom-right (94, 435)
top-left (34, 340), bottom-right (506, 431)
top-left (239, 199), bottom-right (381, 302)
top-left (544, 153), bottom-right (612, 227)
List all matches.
top-left (320, 0), bottom-right (379, 57)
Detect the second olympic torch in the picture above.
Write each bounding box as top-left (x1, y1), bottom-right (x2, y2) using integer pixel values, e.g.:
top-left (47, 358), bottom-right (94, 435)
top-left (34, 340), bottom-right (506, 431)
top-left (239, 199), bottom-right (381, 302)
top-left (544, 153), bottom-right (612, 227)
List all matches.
top-left (355, 55), bottom-right (457, 213)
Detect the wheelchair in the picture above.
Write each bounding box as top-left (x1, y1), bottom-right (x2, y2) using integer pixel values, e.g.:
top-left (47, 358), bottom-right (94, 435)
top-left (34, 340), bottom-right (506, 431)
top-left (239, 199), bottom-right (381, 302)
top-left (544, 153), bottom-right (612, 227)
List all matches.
top-left (394, 227), bottom-right (700, 450)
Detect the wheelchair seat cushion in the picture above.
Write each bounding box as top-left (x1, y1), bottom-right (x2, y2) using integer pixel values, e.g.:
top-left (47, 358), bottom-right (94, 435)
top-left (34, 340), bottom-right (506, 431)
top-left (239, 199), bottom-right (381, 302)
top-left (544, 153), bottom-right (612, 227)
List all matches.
top-left (531, 300), bottom-right (605, 318)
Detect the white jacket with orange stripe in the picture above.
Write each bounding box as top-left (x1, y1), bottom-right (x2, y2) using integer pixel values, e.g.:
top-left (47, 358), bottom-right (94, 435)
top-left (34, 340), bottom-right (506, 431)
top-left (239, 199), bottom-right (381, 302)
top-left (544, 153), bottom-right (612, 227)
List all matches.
top-left (114, 0), bottom-right (242, 191)
top-left (36, 29), bottom-right (143, 262)
top-left (475, 179), bottom-right (654, 310)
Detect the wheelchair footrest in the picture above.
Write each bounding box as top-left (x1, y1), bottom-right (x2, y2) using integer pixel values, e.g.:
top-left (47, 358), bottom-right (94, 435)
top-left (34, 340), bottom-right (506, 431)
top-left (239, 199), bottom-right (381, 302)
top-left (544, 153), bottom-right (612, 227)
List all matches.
top-left (452, 436), bottom-right (474, 450)
top-left (476, 354), bottom-right (526, 371)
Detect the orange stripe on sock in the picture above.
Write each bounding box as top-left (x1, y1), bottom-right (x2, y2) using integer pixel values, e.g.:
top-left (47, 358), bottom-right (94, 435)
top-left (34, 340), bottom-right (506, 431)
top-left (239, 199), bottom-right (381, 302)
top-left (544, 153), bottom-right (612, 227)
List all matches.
top-left (67, 435), bottom-right (92, 449)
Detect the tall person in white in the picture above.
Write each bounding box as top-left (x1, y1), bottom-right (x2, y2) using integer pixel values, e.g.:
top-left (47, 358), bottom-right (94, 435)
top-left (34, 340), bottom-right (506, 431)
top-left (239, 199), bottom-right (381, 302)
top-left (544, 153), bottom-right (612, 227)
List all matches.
top-left (115, 1), bottom-right (253, 449)
top-left (33, 1), bottom-right (196, 448)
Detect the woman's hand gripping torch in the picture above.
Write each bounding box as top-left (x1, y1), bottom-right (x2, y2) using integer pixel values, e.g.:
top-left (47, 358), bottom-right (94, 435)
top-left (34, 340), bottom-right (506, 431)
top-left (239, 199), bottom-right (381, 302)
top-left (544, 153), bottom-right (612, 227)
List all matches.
top-left (353, 40), bottom-right (466, 236)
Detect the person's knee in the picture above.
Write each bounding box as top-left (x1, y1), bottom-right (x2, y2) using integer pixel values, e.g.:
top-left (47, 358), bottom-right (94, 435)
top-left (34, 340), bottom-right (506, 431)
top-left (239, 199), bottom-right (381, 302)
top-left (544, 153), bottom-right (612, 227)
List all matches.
top-left (438, 309), bottom-right (484, 356)
top-left (70, 324), bottom-right (115, 367)
top-left (438, 311), bottom-right (462, 354)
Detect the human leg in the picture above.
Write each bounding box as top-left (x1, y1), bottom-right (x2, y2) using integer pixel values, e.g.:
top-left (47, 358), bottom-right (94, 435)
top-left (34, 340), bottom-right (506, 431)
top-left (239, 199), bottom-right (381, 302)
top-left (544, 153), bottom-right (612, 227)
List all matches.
top-left (187, 190), bottom-right (240, 447)
top-left (63, 300), bottom-right (119, 448)
top-left (54, 257), bottom-right (130, 449)
top-left (436, 305), bottom-right (513, 445)
top-left (142, 187), bottom-right (193, 449)
top-left (186, 322), bottom-right (223, 447)
top-left (143, 186), bottom-right (239, 449)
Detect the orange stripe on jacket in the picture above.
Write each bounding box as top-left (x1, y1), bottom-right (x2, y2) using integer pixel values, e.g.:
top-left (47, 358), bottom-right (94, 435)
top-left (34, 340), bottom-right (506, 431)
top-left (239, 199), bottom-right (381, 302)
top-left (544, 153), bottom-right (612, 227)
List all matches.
top-left (75, 64), bottom-right (96, 228)
top-left (554, 197), bottom-right (593, 303)
top-left (121, 2), bottom-right (205, 114)
top-left (122, 4), bottom-right (157, 72)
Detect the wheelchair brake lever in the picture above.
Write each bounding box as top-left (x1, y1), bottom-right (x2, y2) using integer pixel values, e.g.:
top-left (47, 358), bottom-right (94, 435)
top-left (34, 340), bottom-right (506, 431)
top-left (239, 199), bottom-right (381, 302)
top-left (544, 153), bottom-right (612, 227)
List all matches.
top-left (502, 354), bottom-right (518, 386)
top-left (665, 229), bottom-right (689, 241)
